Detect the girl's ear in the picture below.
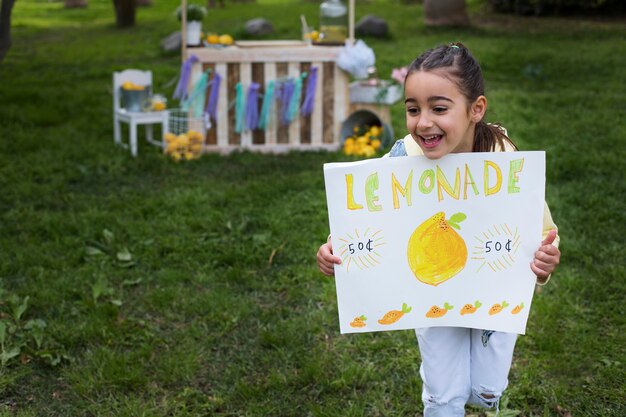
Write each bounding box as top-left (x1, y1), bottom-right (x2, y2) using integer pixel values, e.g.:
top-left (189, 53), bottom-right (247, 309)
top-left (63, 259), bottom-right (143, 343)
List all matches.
top-left (470, 95), bottom-right (487, 123)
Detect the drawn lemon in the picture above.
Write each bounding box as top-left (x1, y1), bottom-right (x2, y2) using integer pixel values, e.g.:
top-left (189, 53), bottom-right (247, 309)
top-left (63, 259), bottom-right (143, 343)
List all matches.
top-left (407, 212), bottom-right (468, 286)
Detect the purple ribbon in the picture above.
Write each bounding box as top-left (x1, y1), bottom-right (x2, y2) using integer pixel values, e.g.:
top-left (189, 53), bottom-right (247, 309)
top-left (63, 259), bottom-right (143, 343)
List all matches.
top-left (206, 72), bottom-right (221, 122)
top-left (301, 67), bottom-right (318, 116)
top-left (279, 79), bottom-right (295, 125)
top-left (246, 83), bottom-right (260, 130)
top-left (173, 55), bottom-right (199, 101)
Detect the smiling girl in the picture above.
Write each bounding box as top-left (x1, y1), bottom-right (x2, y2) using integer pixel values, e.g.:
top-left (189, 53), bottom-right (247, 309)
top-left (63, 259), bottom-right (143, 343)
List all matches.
top-left (317, 43), bottom-right (561, 416)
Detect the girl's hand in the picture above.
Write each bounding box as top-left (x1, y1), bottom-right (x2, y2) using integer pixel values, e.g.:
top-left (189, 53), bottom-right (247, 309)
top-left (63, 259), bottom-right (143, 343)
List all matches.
top-left (531, 229), bottom-right (560, 282)
top-left (317, 238), bottom-right (342, 276)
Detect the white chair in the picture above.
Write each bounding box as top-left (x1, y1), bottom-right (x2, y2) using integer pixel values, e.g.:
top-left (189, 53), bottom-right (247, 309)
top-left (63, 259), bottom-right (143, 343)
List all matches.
top-left (113, 69), bottom-right (169, 157)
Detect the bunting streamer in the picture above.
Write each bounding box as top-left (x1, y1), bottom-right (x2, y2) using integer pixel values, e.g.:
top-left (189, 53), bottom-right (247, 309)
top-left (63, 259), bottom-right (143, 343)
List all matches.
top-left (206, 72), bottom-right (222, 122)
top-left (301, 67), bottom-right (318, 116)
top-left (197, 72), bottom-right (316, 133)
top-left (235, 82), bottom-right (245, 133)
top-left (258, 80), bottom-right (275, 130)
top-left (288, 73), bottom-right (306, 123)
top-left (246, 83), bottom-right (260, 130)
top-left (279, 79), bottom-right (295, 126)
top-left (173, 55), bottom-right (199, 102)
top-left (181, 69), bottom-right (210, 118)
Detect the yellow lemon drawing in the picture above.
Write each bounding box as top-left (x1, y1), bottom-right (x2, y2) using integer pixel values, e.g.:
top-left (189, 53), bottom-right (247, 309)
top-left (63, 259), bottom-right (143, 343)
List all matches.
top-left (407, 212), bottom-right (468, 286)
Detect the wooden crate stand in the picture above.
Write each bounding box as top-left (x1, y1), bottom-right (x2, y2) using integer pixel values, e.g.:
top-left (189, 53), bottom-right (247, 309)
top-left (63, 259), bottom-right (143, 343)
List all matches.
top-left (185, 43), bottom-right (350, 153)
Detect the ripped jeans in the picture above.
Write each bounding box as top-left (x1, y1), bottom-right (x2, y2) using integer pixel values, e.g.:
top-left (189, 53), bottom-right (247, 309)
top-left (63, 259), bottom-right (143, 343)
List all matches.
top-left (415, 327), bottom-right (518, 417)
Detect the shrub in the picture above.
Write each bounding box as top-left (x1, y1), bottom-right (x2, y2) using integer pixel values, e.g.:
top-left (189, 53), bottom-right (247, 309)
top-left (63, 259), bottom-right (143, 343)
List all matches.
top-left (176, 3), bottom-right (208, 21)
top-left (488, 0), bottom-right (625, 15)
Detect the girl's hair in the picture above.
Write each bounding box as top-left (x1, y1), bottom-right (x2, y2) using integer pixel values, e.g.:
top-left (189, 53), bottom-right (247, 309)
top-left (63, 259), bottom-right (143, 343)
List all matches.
top-left (405, 42), bottom-right (517, 152)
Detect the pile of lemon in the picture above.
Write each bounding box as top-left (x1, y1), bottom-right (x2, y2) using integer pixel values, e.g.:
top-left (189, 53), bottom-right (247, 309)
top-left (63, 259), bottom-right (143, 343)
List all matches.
top-left (121, 81), bottom-right (146, 91)
top-left (343, 125), bottom-right (383, 157)
top-left (206, 33), bottom-right (234, 46)
top-left (164, 130), bottom-right (204, 161)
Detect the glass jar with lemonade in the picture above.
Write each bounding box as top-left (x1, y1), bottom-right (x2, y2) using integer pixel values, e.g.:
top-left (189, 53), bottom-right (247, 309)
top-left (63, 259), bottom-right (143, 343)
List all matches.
top-left (319, 0), bottom-right (348, 45)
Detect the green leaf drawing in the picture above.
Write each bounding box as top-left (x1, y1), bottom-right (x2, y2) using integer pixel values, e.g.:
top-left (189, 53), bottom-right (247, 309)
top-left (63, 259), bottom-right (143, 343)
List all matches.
top-left (448, 212), bottom-right (467, 230)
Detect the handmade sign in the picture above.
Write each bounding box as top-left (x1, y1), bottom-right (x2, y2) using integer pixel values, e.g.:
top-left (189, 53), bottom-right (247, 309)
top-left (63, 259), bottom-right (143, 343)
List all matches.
top-left (323, 151), bottom-right (546, 335)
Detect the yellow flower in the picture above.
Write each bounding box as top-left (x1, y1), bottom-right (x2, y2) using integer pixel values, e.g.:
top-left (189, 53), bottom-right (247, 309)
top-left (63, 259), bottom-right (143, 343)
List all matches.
top-left (371, 139), bottom-right (382, 150)
top-left (188, 130), bottom-right (203, 142)
top-left (361, 146), bottom-right (376, 157)
top-left (177, 134), bottom-right (190, 148)
top-left (369, 125), bottom-right (381, 137)
top-left (164, 132), bottom-right (177, 143)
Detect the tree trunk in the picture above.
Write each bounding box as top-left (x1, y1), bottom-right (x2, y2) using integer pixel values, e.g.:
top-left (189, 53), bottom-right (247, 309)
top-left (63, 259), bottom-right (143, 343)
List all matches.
top-left (207, 0), bottom-right (224, 8)
top-left (136, 0), bottom-right (152, 7)
top-left (64, 0), bottom-right (88, 8)
top-left (424, 0), bottom-right (469, 27)
top-left (112, 0), bottom-right (136, 28)
top-left (0, 0), bottom-right (16, 64)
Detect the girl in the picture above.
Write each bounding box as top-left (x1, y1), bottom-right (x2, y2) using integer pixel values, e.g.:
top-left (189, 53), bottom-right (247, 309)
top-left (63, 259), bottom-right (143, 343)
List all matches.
top-left (316, 43), bottom-right (561, 416)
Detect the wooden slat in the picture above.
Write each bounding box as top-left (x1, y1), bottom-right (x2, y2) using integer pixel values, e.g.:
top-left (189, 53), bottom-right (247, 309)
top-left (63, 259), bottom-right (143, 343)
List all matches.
top-left (299, 62), bottom-right (312, 145)
top-left (322, 62), bottom-right (335, 144)
top-left (333, 63), bottom-right (350, 147)
top-left (251, 63), bottom-right (265, 145)
top-left (204, 63), bottom-right (217, 145)
top-left (227, 63), bottom-right (240, 145)
top-left (275, 62), bottom-right (289, 144)
top-left (187, 45), bottom-right (344, 64)
top-left (311, 62), bottom-right (323, 145)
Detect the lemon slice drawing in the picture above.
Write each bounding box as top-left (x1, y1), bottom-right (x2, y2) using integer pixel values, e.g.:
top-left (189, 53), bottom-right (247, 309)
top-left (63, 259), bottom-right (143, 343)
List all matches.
top-left (407, 212), bottom-right (468, 286)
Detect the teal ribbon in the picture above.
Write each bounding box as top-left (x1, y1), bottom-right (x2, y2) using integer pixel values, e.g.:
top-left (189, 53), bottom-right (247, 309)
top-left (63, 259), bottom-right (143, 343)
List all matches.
top-left (235, 82), bottom-right (245, 133)
top-left (258, 80), bottom-right (275, 130)
top-left (288, 73), bottom-right (307, 123)
top-left (182, 69), bottom-right (210, 118)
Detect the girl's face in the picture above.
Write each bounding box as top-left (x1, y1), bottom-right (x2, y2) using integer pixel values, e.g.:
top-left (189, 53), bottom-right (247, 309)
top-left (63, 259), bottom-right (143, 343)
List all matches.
top-left (404, 70), bottom-right (486, 159)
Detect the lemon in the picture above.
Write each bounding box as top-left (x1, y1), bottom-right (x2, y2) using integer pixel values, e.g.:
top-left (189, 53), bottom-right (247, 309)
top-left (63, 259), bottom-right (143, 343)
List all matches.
top-left (152, 102), bottom-right (166, 111)
top-left (407, 212), bottom-right (468, 286)
top-left (206, 34), bottom-right (220, 44)
top-left (218, 34), bottom-right (234, 45)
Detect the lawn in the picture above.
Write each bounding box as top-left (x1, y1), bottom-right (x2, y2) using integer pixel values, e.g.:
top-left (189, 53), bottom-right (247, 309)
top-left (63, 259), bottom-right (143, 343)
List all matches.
top-left (0, 0), bottom-right (625, 415)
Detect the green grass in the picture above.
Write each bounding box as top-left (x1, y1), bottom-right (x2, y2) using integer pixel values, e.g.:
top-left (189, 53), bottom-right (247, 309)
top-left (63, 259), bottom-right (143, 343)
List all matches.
top-left (1, 0), bottom-right (625, 415)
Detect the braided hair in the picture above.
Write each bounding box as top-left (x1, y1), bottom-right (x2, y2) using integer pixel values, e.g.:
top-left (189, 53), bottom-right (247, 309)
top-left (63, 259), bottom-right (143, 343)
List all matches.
top-left (405, 42), bottom-right (517, 152)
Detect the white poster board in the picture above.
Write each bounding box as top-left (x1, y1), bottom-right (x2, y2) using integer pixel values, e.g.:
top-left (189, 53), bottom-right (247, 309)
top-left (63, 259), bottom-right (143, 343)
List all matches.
top-left (323, 152), bottom-right (545, 335)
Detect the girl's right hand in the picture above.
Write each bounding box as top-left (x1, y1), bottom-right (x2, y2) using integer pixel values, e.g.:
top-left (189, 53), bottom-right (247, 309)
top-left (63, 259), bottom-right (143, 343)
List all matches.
top-left (317, 238), bottom-right (342, 276)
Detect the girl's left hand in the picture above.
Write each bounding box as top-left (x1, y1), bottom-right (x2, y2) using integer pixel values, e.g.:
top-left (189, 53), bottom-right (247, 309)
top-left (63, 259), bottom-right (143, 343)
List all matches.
top-left (531, 229), bottom-right (560, 282)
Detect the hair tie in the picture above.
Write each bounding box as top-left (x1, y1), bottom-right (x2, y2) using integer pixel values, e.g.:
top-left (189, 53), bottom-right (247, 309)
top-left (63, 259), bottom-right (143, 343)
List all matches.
top-left (450, 44), bottom-right (460, 49)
